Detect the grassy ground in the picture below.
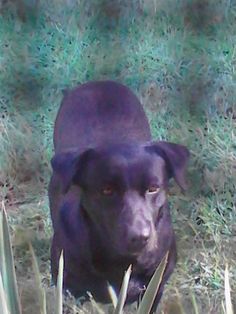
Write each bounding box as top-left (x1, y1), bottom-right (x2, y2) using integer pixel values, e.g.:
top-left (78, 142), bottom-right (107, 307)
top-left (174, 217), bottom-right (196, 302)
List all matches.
top-left (0, 0), bottom-right (236, 313)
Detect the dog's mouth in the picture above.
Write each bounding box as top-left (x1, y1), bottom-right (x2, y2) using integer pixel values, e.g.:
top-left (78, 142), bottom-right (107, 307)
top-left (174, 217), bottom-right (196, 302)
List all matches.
top-left (117, 241), bottom-right (150, 259)
top-left (126, 245), bottom-right (146, 256)
top-left (122, 250), bottom-right (141, 258)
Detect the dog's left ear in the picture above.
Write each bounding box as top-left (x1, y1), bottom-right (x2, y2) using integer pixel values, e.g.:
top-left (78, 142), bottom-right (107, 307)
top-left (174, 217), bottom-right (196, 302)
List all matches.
top-left (145, 141), bottom-right (190, 190)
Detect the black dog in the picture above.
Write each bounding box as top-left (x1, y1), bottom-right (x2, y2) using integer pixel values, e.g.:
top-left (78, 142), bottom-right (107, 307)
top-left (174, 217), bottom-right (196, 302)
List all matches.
top-left (49, 81), bottom-right (189, 310)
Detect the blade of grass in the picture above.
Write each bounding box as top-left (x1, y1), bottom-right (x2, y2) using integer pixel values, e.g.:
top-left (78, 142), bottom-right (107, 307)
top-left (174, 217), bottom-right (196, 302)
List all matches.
top-left (0, 272), bottom-right (10, 314)
top-left (0, 201), bottom-right (22, 314)
top-left (222, 300), bottom-right (226, 314)
top-left (29, 243), bottom-right (47, 314)
top-left (107, 283), bottom-right (118, 308)
top-left (175, 288), bottom-right (186, 314)
top-left (137, 252), bottom-right (169, 314)
top-left (56, 251), bottom-right (64, 314)
top-left (87, 292), bottom-right (105, 314)
top-left (113, 265), bottom-right (132, 314)
top-left (224, 264), bottom-right (234, 314)
top-left (191, 291), bottom-right (199, 314)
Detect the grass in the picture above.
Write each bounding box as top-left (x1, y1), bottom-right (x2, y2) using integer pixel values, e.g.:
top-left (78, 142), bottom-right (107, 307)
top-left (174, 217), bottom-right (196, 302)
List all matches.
top-left (0, 0), bottom-right (236, 313)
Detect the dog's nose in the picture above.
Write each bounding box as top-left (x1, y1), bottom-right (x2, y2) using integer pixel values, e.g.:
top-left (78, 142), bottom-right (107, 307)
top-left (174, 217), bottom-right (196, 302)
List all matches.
top-left (128, 225), bottom-right (150, 251)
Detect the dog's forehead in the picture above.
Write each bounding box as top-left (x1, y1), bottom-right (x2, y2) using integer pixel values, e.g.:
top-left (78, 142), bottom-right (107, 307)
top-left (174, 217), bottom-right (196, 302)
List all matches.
top-left (95, 145), bottom-right (166, 179)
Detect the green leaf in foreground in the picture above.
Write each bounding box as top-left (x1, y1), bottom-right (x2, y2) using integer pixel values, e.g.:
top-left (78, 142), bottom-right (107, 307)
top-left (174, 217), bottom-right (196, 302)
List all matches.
top-left (0, 201), bottom-right (22, 314)
top-left (137, 252), bottom-right (169, 314)
top-left (87, 292), bottom-right (105, 314)
top-left (0, 272), bottom-right (10, 314)
top-left (107, 283), bottom-right (118, 308)
top-left (191, 291), bottom-right (199, 314)
top-left (224, 264), bottom-right (234, 314)
top-left (113, 265), bottom-right (132, 314)
top-left (56, 251), bottom-right (64, 314)
top-left (29, 243), bottom-right (47, 314)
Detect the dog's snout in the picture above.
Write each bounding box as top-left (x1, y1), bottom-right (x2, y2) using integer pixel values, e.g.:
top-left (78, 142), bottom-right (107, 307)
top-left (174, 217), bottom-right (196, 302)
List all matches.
top-left (127, 224), bottom-right (151, 251)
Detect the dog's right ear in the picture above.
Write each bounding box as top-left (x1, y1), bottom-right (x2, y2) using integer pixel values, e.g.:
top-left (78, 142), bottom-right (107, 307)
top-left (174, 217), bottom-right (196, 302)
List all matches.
top-left (51, 149), bottom-right (97, 194)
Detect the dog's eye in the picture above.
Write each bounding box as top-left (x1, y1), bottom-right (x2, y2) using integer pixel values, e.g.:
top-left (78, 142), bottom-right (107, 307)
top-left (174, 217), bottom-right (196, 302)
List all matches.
top-left (146, 185), bottom-right (160, 194)
top-left (101, 186), bottom-right (114, 196)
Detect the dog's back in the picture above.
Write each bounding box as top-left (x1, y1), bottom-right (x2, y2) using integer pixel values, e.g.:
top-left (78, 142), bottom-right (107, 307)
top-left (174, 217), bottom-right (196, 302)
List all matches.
top-left (54, 81), bottom-right (151, 153)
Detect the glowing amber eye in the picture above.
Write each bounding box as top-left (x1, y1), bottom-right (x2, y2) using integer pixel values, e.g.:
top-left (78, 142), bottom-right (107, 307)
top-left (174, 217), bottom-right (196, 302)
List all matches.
top-left (102, 186), bottom-right (114, 196)
top-left (147, 185), bottom-right (160, 194)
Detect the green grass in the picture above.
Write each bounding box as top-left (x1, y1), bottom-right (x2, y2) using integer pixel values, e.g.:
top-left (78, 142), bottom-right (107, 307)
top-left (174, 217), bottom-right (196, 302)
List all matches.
top-left (0, 0), bottom-right (236, 313)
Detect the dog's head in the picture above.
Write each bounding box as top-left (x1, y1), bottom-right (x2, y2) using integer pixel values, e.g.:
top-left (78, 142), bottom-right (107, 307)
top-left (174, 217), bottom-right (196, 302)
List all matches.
top-left (52, 141), bottom-right (189, 257)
